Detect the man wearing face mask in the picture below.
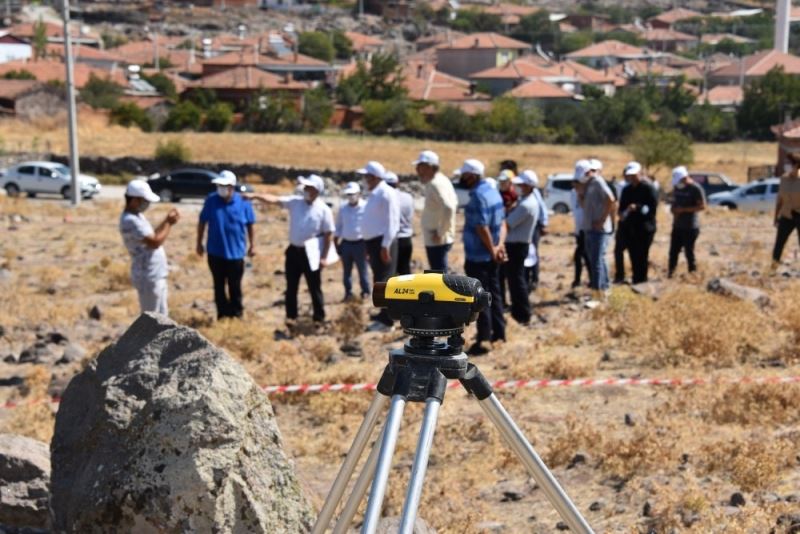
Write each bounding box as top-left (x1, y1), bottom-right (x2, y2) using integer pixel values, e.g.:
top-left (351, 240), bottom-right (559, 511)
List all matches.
top-left (335, 181), bottom-right (370, 301)
top-left (461, 158), bottom-right (507, 355)
top-left (248, 175), bottom-right (334, 326)
top-left (617, 161), bottom-right (658, 284)
top-left (415, 150), bottom-right (457, 272)
top-left (358, 161), bottom-right (400, 330)
top-left (119, 179), bottom-right (180, 316)
top-left (384, 171), bottom-right (415, 275)
top-left (668, 165), bottom-right (705, 277)
top-left (197, 170), bottom-right (256, 319)
top-left (577, 159), bottom-right (615, 301)
top-left (504, 170), bottom-right (540, 325)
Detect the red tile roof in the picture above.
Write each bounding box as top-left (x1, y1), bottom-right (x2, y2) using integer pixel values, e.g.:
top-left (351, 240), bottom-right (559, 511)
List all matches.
top-left (0, 79), bottom-right (40, 100)
top-left (702, 85), bottom-right (743, 106)
top-left (543, 60), bottom-right (625, 85)
top-left (110, 40), bottom-right (195, 67)
top-left (194, 66), bottom-right (308, 90)
top-left (565, 40), bottom-right (649, 59)
top-left (46, 44), bottom-right (126, 63)
top-left (416, 31), bottom-right (466, 47)
top-left (700, 33), bottom-right (755, 45)
top-left (439, 32), bottom-right (530, 50)
top-left (711, 49), bottom-right (800, 78)
top-left (471, 57), bottom-right (554, 80)
top-left (649, 7), bottom-right (703, 25)
top-left (0, 59), bottom-right (126, 88)
top-left (403, 61), bottom-right (489, 102)
top-left (508, 79), bottom-right (573, 99)
top-left (640, 28), bottom-right (698, 42)
top-left (344, 31), bottom-right (383, 52)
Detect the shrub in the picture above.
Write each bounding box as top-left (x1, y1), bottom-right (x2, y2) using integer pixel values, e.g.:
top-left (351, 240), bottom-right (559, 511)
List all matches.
top-left (298, 31), bottom-right (335, 62)
top-left (626, 125), bottom-right (694, 176)
top-left (142, 72), bottom-right (177, 101)
top-left (110, 102), bottom-right (153, 132)
top-left (80, 73), bottom-right (124, 109)
top-left (2, 70), bottom-right (36, 80)
top-left (242, 93), bottom-right (302, 133)
top-left (431, 105), bottom-right (474, 141)
top-left (154, 139), bottom-right (191, 166)
top-left (162, 101), bottom-right (202, 131)
top-left (362, 98), bottom-right (407, 134)
top-left (302, 87), bottom-right (333, 133)
top-left (204, 102), bottom-right (233, 132)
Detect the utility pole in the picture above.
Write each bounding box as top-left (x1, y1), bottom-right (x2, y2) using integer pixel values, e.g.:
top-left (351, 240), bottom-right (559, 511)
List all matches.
top-left (775, 0), bottom-right (791, 54)
top-left (62, 0), bottom-right (80, 207)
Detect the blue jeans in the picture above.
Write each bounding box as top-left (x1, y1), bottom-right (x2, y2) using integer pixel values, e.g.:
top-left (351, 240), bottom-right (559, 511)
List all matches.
top-left (339, 240), bottom-right (370, 298)
top-left (585, 231), bottom-right (610, 291)
top-left (425, 244), bottom-right (452, 272)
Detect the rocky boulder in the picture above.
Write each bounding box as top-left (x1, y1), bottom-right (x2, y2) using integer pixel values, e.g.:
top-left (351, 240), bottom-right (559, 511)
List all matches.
top-left (707, 277), bottom-right (771, 308)
top-left (0, 434), bottom-right (51, 529)
top-left (50, 313), bottom-right (313, 532)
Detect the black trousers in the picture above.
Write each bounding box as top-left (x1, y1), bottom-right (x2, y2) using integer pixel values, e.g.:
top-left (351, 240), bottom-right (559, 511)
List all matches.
top-left (669, 228), bottom-right (700, 275)
top-left (396, 236), bottom-right (413, 275)
top-left (285, 245), bottom-right (325, 322)
top-left (627, 230), bottom-right (655, 284)
top-left (772, 213), bottom-right (800, 262)
top-left (573, 231), bottom-right (590, 286)
top-left (505, 243), bottom-right (531, 324)
top-left (366, 236), bottom-right (398, 325)
top-left (528, 225), bottom-right (543, 290)
top-left (465, 260), bottom-right (506, 343)
top-left (208, 254), bottom-right (244, 319)
top-left (613, 228), bottom-right (627, 282)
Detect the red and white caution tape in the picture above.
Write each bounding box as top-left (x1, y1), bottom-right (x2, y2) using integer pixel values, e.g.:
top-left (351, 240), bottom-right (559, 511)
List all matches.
top-left (3, 375), bottom-right (799, 410)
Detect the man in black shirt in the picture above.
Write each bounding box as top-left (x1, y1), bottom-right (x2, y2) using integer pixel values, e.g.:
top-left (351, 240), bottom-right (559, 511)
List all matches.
top-left (617, 162), bottom-right (658, 284)
top-left (668, 166), bottom-right (706, 277)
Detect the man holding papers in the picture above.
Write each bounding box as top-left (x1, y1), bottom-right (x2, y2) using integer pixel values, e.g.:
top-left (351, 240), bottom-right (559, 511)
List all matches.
top-left (248, 175), bottom-right (335, 327)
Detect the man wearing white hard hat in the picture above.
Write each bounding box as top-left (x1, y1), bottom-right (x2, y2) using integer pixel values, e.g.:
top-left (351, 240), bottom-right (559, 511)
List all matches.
top-left (197, 170), bottom-right (256, 319)
top-left (249, 175), bottom-right (334, 326)
top-left (335, 181), bottom-right (370, 301)
top-left (460, 158), bottom-right (507, 355)
top-left (526, 169), bottom-right (549, 293)
top-left (119, 179), bottom-right (180, 316)
top-left (384, 171), bottom-right (415, 275)
top-left (617, 161), bottom-right (658, 284)
top-left (414, 150), bottom-right (458, 272)
top-left (576, 158), bottom-right (615, 299)
top-left (504, 170), bottom-right (540, 324)
top-left (668, 165), bottom-right (705, 277)
top-left (357, 160), bottom-right (400, 329)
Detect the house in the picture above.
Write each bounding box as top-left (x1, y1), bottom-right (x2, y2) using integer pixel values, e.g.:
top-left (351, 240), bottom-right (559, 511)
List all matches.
top-left (565, 40), bottom-right (655, 68)
top-left (507, 79), bottom-right (574, 104)
top-left (479, 4), bottom-right (540, 28)
top-left (46, 44), bottom-right (126, 71)
top-left (0, 80), bottom-right (65, 119)
top-left (470, 57), bottom-right (556, 96)
top-left (201, 50), bottom-right (334, 82)
top-left (0, 58), bottom-right (127, 88)
top-left (564, 14), bottom-right (613, 32)
top-left (362, 0), bottom-right (413, 19)
top-left (708, 49), bottom-right (800, 86)
top-left (648, 7), bottom-right (703, 30)
top-left (110, 38), bottom-right (197, 70)
top-left (700, 85), bottom-right (743, 109)
top-left (188, 65), bottom-right (308, 107)
top-left (639, 28), bottom-right (698, 53)
top-left (542, 60), bottom-right (626, 95)
top-left (610, 59), bottom-right (685, 85)
top-left (403, 61), bottom-right (490, 105)
top-left (0, 33), bottom-right (32, 64)
top-left (4, 22), bottom-right (101, 48)
top-left (415, 31), bottom-right (465, 52)
top-left (344, 31), bottom-right (384, 61)
top-left (700, 33), bottom-right (756, 46)
top-left (435, 32), bottom-right (530, 79)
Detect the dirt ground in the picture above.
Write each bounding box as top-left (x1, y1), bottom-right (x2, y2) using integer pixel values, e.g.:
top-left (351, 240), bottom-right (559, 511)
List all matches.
top-left (0, 185), bottom-right (799, 533)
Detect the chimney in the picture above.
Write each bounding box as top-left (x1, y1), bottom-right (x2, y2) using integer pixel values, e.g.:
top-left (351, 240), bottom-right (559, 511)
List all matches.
top-left (468, 81), bottom-right (476, 95)
top-left (473, 37), bottom-right (479, 48)
top-left (417, 63), bottom-right (423, 78)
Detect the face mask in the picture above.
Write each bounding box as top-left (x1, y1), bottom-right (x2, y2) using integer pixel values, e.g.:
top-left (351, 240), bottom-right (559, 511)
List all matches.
top-left (347, 195), bottom-right (359, 205)
top-left (139, 201), bottom-right (150, 212)
top-left (303, 190), bottom-right (314, 203)
top-left (675, 182), bottom-right (687, 190)
top-left (217, 186), bottom-right (232, 198)
top-left (514, 185), bottom-right (524, 196)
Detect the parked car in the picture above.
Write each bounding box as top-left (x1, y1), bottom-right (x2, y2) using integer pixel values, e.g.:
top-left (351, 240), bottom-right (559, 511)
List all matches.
top-left (544, 173), bottom-right (574, 214)
top-left (0, 161), bottom-right (101, 199)
top-left (688, 171), bottom-right (740, 197)
top-left (147, 168), bottom-right (253, 202)
top-left (707, 178), bottom-right (779, 212)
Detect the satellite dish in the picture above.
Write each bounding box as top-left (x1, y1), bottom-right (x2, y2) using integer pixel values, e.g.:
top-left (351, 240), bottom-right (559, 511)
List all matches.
top-left (128, 64), bottom-right (141, 73)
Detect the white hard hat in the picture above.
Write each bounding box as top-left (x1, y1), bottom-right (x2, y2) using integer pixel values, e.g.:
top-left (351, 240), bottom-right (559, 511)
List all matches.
top-left (298, 174), bottom-right (325, 194)
top-left (574, 159), bottom-right (592, 182)
top-left (412, 150), bottom-right (439, 167)
top-left (212, 170), bottom-right (237, 186)
top-left (459, 158), bottom-right (485, 177)
top-left (671, 166), bottom-right (689, 187)
top-left (342, 181), bottom-right (360, 195)
top-left (513, 169), bottom-right (539, 187)
top-left (355, 161), bottom-right (386, 179)
top-left (623, 161), bottom-right (642, 176)
top-left (125, 179), bottom-right (160, 202)
top-left (383, 171), bottom-right (399, 185)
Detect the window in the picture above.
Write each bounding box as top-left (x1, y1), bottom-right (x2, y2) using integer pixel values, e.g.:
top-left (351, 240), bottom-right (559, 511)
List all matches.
top-left (770, 183), bottom-right (779, 194)
top-left (744, 184), bottom-right (766, 196)
top-left (17, 166), bottom-right (35, 175)
top-left (690, 174), bottom-right (708, 184)
top-left (551, 180), bottom-right (573, 191)
top-left (706, 175), bottom-right (724, 186)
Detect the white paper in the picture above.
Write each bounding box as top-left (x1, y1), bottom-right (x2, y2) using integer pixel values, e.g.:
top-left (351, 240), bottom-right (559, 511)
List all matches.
top-left (305, 236), bottom-right (339, 272)
top-left (524, 243), bottom-right (538, 268)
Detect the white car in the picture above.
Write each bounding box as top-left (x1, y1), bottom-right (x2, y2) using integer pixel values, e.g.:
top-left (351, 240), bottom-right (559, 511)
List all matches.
top-left (707, 178), bottom-right (779, 213)
top-left (0, 161), bottom-right (101, 199)
top-left (544, 173), bottom-right (574, 214)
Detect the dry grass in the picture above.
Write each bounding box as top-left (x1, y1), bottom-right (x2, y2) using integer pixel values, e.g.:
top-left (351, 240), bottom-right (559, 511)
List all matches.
top-left (6, 366), bottom-right (56, 443)
top-left (700, 434), bottom-right (799, 491)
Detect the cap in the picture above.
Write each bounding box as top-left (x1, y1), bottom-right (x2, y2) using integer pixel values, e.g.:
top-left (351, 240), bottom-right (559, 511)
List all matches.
top-left (126, 179), bottom-right (160, 202)
top-left (383, 171), bottom-right (399, 185)
top-left (355, 161), bottom-right (386, 179)
top-left (671, 165), bottom-right (689, 187)
top-left (342, 181), bottom-right (360, 195)
top-left (513, 169), bottom-right (539, 187)
top-left (412, 150), bottom-right (439, 167)
top-left (459, 158), bottom-right (485, 177)
top-left (574, 159), bottom-right (592, 182)
top-left (298, 174), bottom-right (325, 194)
top-left (212, 170), bottom-right (237, 186)
top-left (623, 161), bottom-right (642, 176)
top-left (497, 169), bottom-right (515, 182)
top-left (589, 158), bottom-right (603, 171)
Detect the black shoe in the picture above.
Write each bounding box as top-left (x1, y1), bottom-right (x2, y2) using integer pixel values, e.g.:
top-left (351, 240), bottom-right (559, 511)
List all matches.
top-left (467, 342), bottom-right (489, 356)
top-left (571, 280), bottom-right (581, 289)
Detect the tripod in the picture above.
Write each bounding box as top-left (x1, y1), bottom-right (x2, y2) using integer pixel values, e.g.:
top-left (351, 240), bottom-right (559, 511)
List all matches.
top-left (311, 332), bottom-right (594, 534)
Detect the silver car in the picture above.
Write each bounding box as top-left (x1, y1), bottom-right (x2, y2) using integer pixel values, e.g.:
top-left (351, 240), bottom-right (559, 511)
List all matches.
top-left (0, 161), bottom-right (101, 199)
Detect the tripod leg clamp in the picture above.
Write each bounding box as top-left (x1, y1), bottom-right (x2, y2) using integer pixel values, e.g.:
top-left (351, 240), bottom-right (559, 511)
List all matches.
top-left (460, 364), bottom-right (494, 401)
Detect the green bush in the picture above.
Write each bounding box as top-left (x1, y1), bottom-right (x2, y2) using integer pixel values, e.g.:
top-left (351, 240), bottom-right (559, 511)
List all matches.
top-left (185, 88), bottom-right (218, 110)
top-left (332, 30), bottom-right (353, 60)
top-left (298, 31), bottom-right (335, 62)
top-left (626, 125), bottom-right (694, 176)
top-left (80, 73), bottom-right (124, 109)
top-left (162, 101), bottom-right (203, 131)
top-left (109, 102), bottom-right (153, 132)
top-left (204, 102), bottom-right (233, 132)
top-left (686, 104), bottom-right (737, 142)
top-left (302, 87), bottom-right (333, 133)
top-left (143, 72), bottom-right (177, 101)
top-left (431, 105), bottom-right (474, 141)
top-left (362, 99), bottom-right (407, 134)
top-left (154, 139), bottom-right (191, 166)
top-left (242, 93), bottom-right (303, 133)
top-left (2, 70), bottom-right (36, 80)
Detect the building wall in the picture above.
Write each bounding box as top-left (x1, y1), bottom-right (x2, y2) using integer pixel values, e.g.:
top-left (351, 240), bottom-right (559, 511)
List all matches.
top-left (472, 77), bottom-right (516, 96)
top-left (437, 48), bottom-right (517, 79)
top-left (0, 43), bottom-right (32, 64)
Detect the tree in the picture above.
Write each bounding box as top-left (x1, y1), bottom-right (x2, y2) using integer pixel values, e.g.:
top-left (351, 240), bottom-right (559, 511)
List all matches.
top-left (332, 30), bottom-right (353, 61)
top-left (737, 67), bottom-right (800, 140)
top-left (242, 92), bottom-right (302, 133)
top-left (302, 87), bottom-right (333, 132)
top-left (185, 88), bottom-right (218, 110)
top-left (485, 97), bottom-right (545, 142)
top-left (155, 139), bottom-right (191, 166)
top-left (80, 74), bottom-right (124, 109)
top-left (431, 105), bottom-right (475, 141)
top-left (32, 18), bottom-right (47, 60)
top-left (298, 31), bottom-right (335, 63)
top-left (204, 102), bottom-right (233, 132)
top-left (162, 101), bottom-right (203, 131)
top-left (143, 72), bottom-right (177, 101)
top-left (362, 99), bottom-right (408, 134)
top-left (512, 10), bottom-right (558, 51)
top-left (110, 102), bottom-right (153, 132)
top-left (2, 70), bottom-right (36, 80)
top-left (626, 126), bottom-right (694, 176)
top-left (335, 54), bottom-right (406, 106)
top-left (450, 9), bottom-right (502, 33)
top-left (686, 104), bottom-right (737, 142)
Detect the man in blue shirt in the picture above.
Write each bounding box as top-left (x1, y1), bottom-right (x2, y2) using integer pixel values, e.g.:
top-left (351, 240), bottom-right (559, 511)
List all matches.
top-left (460, 159), bottom-right (507, 356)
top-left (196, 170), bottom-right (256, 319)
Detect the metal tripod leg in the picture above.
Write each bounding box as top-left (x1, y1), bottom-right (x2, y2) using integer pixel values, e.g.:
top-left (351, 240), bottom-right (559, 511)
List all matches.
top-left (398, 397), bottom-right (441, 534)
top-left (312, 392), bottom-right (388, 534)
top-left (478, 393), bottom-right (594, 534)
top-left (361, 393), bottom-right (407, 534)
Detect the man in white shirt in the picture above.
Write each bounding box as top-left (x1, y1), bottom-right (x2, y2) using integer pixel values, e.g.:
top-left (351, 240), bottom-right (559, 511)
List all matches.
top-left (384, 171), bottom-right (415, 275)
top-left (358, 160), bottom-right (399, 328)
top-left (505, 170), bottom-right (540, 324)
top-left (119, 180), bottom-right (180, 316)
top-left (578, 159), bottom-right (615, 299)
top-left (335, 181), bottom-right (370, 301)
top-left (248, 174), bottom-right (334, 325)
top-left (414, 150), bottom-right (458, 272)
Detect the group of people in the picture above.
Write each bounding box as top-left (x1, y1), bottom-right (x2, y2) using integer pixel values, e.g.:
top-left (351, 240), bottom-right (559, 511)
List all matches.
top-left (118, 148), bottom-right (800, 355)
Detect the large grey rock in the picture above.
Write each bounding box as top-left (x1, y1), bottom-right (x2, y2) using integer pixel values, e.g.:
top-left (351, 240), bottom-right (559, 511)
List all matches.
top-left (0, 434), bottom-right (51, 528)
top-left (707, 277), bottom-right (771, 308)
top-left (50, 313), bottom-right (313, 533)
